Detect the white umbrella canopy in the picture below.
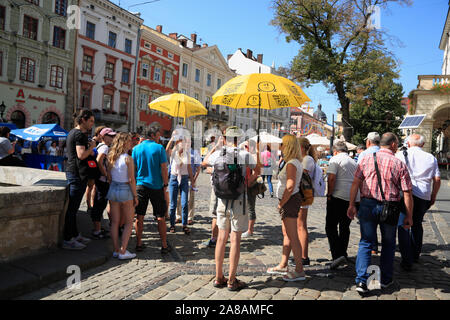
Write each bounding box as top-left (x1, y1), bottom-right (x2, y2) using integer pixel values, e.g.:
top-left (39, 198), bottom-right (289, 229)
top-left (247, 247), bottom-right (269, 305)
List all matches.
top-left (305, 133), bottom-right (330, 146)
top-left (249, 132), bottom-right (282, 144)
top-left (345, 141), bottom-right (357, 151)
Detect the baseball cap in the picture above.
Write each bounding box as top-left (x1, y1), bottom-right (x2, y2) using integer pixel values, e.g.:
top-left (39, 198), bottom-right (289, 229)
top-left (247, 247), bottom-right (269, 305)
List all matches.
top-left (225, 126), bottom-right (243, 138)
top-left (100, 128), bottom-right (117, 137)
top-left (364, 132), bottom-right (380, 142)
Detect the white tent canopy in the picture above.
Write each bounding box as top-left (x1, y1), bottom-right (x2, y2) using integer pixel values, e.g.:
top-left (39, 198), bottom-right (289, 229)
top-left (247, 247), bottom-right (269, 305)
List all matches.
top-left (305, 134), bottom-right (330, 146)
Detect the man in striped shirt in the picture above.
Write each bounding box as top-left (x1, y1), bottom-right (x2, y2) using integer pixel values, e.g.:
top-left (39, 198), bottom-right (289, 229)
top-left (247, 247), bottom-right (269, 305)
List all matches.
top-left (347, 133), bottom-right (413, 294)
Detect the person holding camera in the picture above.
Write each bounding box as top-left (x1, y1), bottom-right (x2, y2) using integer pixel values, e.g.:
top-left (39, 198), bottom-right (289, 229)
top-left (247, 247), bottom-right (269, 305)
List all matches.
top-left (347, 133), bottom-right (413, 294)
top-left (0, 126), bottom-right (25, 167)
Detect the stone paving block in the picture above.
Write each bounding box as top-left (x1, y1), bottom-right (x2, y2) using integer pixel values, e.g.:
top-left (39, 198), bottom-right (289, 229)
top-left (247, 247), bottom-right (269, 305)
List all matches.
top-left (271, 293), bottom-right (293, 300)
top-left (137, 288), bottom-right (169, 300)
top-left (342, 290), bottom-right (365, 300)
top-left (279, 287), bottom-right (299, 296)
top-left (160, 291), bottom-right (188, 300)
top-left (295, 288), bottom-right (321, 299)
top-left (319, 290), bottom-right (344, 300)
top-left (193, 287), bottom-right (216, 299)
top-left (260, 287), bottom-right (280, 295)
top-left (434, 289), bottom-right (450, 300)
top-left (253, 292), bottom-right (273, 300)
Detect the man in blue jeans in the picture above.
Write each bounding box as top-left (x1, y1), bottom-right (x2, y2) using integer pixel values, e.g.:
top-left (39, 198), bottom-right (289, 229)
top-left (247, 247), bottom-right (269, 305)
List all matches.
top-left (63, 109), bottom-right (96, 250)
top-left (347, 133), bottom-right (413, 294)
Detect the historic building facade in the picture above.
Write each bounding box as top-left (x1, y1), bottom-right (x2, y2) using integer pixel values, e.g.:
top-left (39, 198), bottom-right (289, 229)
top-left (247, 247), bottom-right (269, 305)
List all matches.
top-left (135, 25), bottom-right (180, 133)
top-left (0, 0), bottom-right (77, 129)
top-left (408, 3), bottom-right (450, 155)
top-left (76, 0), bottom-right (143, 131)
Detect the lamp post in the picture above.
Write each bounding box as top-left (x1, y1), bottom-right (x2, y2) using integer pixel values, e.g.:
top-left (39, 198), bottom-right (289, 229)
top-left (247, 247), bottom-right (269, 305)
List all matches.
top-left (0, 101), bottom-right (6, 122)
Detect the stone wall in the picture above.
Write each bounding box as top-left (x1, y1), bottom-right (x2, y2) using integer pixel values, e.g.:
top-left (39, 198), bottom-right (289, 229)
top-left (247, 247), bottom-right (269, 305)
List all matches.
top-left (0, 167), bottom-right (68, 263)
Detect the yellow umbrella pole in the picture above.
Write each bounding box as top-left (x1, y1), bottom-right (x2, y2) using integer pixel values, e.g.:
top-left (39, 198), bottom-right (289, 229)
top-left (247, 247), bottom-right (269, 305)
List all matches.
top-left (257, 93), bottom-right (261, 143)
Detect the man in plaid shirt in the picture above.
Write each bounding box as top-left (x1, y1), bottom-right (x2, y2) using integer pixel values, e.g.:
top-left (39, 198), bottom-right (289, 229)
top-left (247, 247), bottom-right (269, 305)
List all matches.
top-left (347, 133), bottom-right (413, 294)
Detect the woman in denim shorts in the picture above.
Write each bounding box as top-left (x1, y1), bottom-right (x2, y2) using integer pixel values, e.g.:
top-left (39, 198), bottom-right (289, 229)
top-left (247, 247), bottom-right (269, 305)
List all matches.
top-left (107, 133), bottom-right (139, 260)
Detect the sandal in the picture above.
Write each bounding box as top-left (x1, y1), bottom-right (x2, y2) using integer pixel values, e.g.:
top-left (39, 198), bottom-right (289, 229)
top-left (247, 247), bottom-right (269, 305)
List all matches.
top-left (169, 226), bottom-right (176, 233)
top-left (213, 276), bottom-right (228, 288)
top-left (267, 266), bottom-right (288, 275)
top-left (183, 226), bottom-right (191, 235)
top-left (161, 245), bottom-right (172, 254)
top-left (283, 270), bottom-right (306, 282)
top-left (227, 278), bottom-right (246, 291)
top-left (187, 220), bottom-right (194, 225)
top-left (175, 218), bottom-right (182, 224)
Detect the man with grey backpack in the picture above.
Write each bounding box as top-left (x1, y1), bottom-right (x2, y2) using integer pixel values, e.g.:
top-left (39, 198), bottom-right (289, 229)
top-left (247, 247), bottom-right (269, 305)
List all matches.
top-left (202, 126), bottom-right (260, 292)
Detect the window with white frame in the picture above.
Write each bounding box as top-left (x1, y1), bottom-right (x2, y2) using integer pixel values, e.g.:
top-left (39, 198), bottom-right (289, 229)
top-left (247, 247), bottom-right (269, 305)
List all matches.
top-left (55, 0), bottom-right (67, 16)
top-left (182, 63), bottom-right (188, 77)
top-left (82, 54), bottom-right (93, 73)
top-left (195, 68), bottom-right (200, 82)
top-left (194, 93), bottom-right (199, 101)
top-left (23, 15), bottom-right (38, 40)
top-left (154, 66), bottom-right (161, 82)
top-left (105, 62), bottom-right (114, 79)
top-left (180, 88), bottom-right (187, 95)
top-left (122, 67), bottom-right (130, 84)
top-left (86, 21), bottom-right (95, 40)
top-left (165, 71), bottom-right (172, 87)
top-left (108, 31), bottom-right (117, 48)
top-left (168, 52), bottom-right (174, 59)
top-left (103, 94), bottom-right (112, 110)
top-left (50, 65), bottom-right (63, 88)
top-left (53, 26), bottom-right (66, 49)
top-left (20, 57), bottom-right (35, 82)
top-left (156, 47), bottom-right (162, 55)
top-left (207, 73), bottom-right (212, 87)
top-left (217, 78), bottom-right (222, 90)
top-left (139, 93), bottom-right (148, 110)
top-left (124, 39), bottom-right (132, 54)
top-left (141, 63), bottom-right (149, 78)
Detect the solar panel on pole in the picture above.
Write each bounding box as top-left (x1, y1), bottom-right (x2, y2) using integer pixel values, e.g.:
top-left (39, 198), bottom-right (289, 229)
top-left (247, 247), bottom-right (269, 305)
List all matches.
top-left (398, 115), bottom-right (426, 129)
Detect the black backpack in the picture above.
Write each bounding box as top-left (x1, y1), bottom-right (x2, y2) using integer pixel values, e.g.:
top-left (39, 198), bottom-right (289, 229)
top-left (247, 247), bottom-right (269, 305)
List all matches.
top-left (212, 147), bottom-right (245, 200)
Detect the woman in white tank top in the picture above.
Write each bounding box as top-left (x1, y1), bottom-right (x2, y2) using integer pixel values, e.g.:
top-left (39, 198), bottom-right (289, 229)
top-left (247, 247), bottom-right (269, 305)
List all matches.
top-left (106, 133), bottom-right (138, 260)
top-left (267, 134), bottom-right (306, 282)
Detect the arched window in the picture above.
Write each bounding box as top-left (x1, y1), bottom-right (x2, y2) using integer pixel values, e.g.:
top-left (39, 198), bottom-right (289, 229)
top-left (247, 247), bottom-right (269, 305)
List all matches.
top-left (11, 110), bottom-right (26, 128)
top-left (42, 111), bottom-right (60, 125)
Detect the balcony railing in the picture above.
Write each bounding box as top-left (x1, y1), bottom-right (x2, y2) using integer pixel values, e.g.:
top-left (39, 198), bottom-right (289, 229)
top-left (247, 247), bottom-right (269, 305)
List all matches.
top-left (206, 109), bottom-right (229, 122)
top-left (417, 75), bottom-right (450, 90)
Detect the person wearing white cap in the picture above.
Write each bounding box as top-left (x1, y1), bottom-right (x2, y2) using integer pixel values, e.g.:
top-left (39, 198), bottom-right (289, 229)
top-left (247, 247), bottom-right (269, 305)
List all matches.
top-left (357, 132), bottom-right (381, 255)
top-left (90, 127), bottom-right (116, 239)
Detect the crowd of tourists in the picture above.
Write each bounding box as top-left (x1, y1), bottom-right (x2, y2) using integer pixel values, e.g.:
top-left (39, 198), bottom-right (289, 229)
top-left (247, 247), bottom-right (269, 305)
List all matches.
top-left (46, 109), bottom-right (443, 294)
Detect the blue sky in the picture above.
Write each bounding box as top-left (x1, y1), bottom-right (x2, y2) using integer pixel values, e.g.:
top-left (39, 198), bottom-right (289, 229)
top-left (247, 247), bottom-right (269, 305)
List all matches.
top-left (115, 0), bottom-right (448, 123)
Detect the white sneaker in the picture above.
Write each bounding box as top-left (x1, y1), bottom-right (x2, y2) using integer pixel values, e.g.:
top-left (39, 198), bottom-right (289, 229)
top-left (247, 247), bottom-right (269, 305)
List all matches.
top-left (242, 231), bottom-right (253, 238)
top-left (75, 234), bottom-right (91, 245)
top-left (62, 239), bottom-right (86, 250)
top-left (112, 252), bottom-right (119, 258)
top-left (118, 250), bottom-right (136, 260)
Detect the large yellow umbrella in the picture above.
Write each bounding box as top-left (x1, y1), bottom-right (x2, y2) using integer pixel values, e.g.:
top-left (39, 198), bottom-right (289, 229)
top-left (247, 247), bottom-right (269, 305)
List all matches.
top-left (148, 93), bottom-right (208, 125)
top-left (212, 73), bottom-right (311, 134)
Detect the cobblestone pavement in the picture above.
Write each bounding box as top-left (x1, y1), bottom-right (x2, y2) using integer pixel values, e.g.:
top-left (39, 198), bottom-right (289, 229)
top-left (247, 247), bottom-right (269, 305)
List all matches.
top-left (17, 173), bottom-right (450, 300)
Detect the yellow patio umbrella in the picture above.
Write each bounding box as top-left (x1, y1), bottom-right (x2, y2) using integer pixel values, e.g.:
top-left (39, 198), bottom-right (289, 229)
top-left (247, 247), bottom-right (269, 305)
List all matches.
top-left (148, 93), bottom-right (208, 125)
top-left (212, 73), bottom-right (311, 135)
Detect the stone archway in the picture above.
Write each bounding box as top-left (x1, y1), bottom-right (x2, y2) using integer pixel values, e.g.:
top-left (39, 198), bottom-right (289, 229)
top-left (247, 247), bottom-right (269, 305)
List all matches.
top-left (433, 103), bottom-right (450, 159)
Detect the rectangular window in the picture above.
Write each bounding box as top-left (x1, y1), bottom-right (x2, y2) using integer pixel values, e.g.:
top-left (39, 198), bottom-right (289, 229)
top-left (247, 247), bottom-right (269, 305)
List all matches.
top-left (195, 68), bottom-right (200, 82)
top-left (154, 67), bottom-right (161, 82)
top-left (80, 87), bottom-right (91, 109)
top-left (120, 97), bottom-right (128, 114)
top-left (217, 78), bottom-right (222, 90)
top-left (23, 15), bottom-right (38, 40)
top-left (0, 6), bottom-right (5, 31)
top-left (0, 51), bottom-right (3, 76)
top-left (55, 0), bottom-right (67, 16)
top-left (139, 93), bottom-right (148, 110)
top-left (205, 96), bottom-right (211, 109)
top-left (144, 42), bottom-right (150, 48)
top-left (105, 62), bottom-right (114, 79)
top-left (156, 47), bottom-right (162, 55)
top-left (168, 52), bottom-right (174, 59)
top-left (103, 94), bottom-right (112, 110)
top-left (108, 32), bottom-right (117, 48)
top-left (122, 67), bottom-right (130, 84)
top-left (180, 89), bottom-right (187, 95)
top-left (141, 63), bottom-right (149, 78)
top-left (86, 21), bottom-right (95, 40)
top-left (20, 57), bottom-right (35, 82)
top-left (182, 63), bottom-right (188, 77)
top-left (82, 55), bottom-right (93, 73)
top-left (165, 71), bottom-right (172, 87)
top-left (53, 26), bottom-right (66, 49)
top-left (125, 39), bottom-right (132, 54)
top-left (207, 73), bottom-right (212, 87)
top-left (194, 93), bottom-right (199, 101)
top-left (50, 65), bottom-right (63, 88)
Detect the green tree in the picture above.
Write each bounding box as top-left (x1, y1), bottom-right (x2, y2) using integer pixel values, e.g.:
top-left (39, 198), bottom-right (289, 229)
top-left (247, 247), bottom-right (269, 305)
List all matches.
top-left (350, 78), bottom-right (406, 145)
top-left (272, 0), bottom-right (411, 141)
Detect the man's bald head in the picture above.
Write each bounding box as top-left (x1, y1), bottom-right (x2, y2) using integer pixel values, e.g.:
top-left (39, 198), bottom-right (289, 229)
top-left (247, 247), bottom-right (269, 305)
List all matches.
top-left (408, 134), bottom-right (425, 147)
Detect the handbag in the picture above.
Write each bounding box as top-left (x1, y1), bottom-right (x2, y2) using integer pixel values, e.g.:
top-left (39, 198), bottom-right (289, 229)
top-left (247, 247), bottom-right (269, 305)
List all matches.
top-left (373, 153), bottom-right (400, 226)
